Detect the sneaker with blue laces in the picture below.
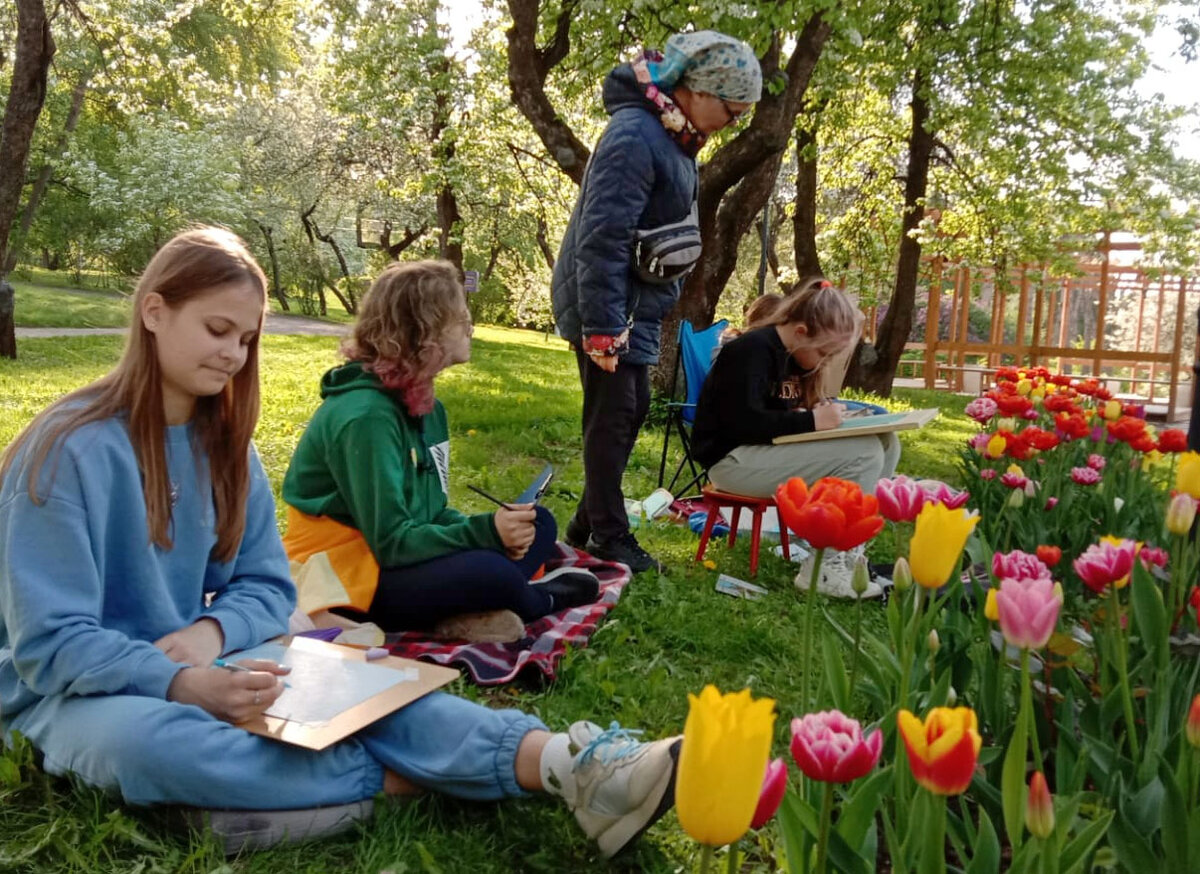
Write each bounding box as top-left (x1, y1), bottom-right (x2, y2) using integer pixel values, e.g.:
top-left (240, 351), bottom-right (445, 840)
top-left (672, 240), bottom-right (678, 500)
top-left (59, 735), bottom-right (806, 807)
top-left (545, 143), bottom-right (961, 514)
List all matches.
top-left (540, 720), bottom-right (681, 858)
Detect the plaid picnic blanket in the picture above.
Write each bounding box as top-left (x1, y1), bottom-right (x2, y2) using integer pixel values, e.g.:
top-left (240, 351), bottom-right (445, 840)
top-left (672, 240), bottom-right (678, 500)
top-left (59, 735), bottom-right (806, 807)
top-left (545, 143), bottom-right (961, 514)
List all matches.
top-left (385, 543), bottom-right (632, 685)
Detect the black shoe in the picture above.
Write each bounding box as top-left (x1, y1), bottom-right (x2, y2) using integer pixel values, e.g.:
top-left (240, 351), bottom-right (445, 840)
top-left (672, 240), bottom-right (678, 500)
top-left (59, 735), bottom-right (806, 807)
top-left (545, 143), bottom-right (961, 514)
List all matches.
top-left (565, 518), bottom-right (591, 550)
top-left (585, 532), bottom-right (665, 575)
top-left (532, 568), bottom-right (601, 611)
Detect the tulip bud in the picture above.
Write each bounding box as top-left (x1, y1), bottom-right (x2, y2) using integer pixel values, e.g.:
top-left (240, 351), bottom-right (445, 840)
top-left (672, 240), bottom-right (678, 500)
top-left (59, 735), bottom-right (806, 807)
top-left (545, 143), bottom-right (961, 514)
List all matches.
top-left (1187, 694), bottom-right (1200, 749)
top-left (946, 685), bottom-right (958, 707)
top-left (927, 629), bottom-right (940, 654)
top-left (893, 556), bottom-right (912, 592)
top-left (852, 555), bottom-right (870, 596)
top-left (984, 588), bottom-right (999, 621)
top-left (1025, 772), bottom-right (1055, 839)
top-left (1166, 493), bottom-right (1198, 536)
top-left (1007, 488), bottom-right (1025, 508)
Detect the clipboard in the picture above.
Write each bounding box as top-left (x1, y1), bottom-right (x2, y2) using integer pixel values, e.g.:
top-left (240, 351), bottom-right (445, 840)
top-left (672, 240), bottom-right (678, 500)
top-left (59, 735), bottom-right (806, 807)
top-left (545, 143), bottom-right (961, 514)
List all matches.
top-left (772, 407), bottom-right (939, 445)
top-left (230, 636), bottom-right (460, 750)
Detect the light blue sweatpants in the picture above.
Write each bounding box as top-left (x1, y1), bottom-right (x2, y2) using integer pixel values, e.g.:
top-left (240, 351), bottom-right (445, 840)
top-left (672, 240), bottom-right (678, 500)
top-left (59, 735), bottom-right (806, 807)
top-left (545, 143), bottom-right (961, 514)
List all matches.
top-left (8, 691), bottom-right (545, 808)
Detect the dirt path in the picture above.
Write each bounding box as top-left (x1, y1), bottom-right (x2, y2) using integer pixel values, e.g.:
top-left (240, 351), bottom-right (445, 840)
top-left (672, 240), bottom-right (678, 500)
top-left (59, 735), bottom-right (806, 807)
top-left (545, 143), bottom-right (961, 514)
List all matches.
top-left (16, 312), bottom-right (349, 339)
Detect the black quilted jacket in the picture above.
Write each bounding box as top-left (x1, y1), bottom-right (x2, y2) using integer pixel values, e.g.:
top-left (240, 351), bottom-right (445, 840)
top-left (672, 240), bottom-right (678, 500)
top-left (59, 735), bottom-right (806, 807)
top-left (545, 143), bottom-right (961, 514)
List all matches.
top-left (551, 64), bottom-right (699, 365)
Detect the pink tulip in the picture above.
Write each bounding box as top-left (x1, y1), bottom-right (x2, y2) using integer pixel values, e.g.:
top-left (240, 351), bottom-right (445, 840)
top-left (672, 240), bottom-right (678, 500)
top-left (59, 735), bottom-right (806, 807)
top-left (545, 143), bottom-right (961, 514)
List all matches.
top-left (1140, 546), bottom-right (1168, 568)
top-left (1001, 471), bottom-right (1029, 489)
top-left (790, 710), bottom-right (882, 784)
top-left (875, 475), bottom-right (926, 523)
top-left (750, 758), bottom-right (788, 829)
top-left (980, 468), bottom-right (997, 481)
top-left (920, 479), bottom-right (970, 510)
top-left (1087, 454), bottom-right (1107, 471)
top-left (1071, 467), bottom-right (1101, 485)
top-left (1044, 496), bottom-right (1059, 510)
top-left (965, 396), bottom-right (998, 423)
top-left (996, 576), bottom-right (1063, 649)
top-left (1074, 538), bottom-right (1137, 594)
top-left (992, 549), bottom-right (1051, 583)
top-left (969, 432), bottom-right (992, 452)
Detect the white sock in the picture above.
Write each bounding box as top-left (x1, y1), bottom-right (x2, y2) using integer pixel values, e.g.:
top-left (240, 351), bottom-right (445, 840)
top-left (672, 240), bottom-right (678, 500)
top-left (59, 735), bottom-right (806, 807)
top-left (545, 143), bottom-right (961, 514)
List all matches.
top-left (538, 732), bottom-right (576, 806)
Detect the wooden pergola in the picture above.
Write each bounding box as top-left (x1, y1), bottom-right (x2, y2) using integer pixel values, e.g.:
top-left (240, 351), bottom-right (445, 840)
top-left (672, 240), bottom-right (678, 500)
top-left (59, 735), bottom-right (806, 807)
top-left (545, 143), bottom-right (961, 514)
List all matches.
top-left (862, 235), bottom-right (1200, 420)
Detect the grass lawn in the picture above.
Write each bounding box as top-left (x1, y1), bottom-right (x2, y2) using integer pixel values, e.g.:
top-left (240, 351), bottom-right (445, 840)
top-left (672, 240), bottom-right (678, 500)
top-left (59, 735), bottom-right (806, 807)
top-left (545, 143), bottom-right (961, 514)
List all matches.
top-left (0, 328), bottom-right (972, 873)
top-left (8, 280), bottom-right (133, 329)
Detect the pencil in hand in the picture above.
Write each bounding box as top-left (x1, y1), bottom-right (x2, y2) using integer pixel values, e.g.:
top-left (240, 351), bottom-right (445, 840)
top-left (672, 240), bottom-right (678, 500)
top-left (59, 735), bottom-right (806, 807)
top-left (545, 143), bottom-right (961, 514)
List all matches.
top-left (467, 484), bottom-right (517, 511)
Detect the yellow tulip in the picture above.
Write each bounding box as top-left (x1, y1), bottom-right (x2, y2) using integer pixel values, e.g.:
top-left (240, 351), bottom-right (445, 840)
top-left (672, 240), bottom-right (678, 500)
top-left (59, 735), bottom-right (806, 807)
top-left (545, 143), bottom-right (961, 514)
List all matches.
top-left (984, 587), bottom-right (999, 621)
top-left (1167, 493), bottom-right (1199, 536)
top-left (1177, 452), bottom-right (1200, 499)
top-left (1103, 399), bottom-right (1122, 420)
top-left (1016, 378), bottom-right (1032, 396)
top-left (985, 434), bottom-right (1007, 458)
top-left (909, 503), bottom-right (980, 589)
top-left (676, 685), bottom-right (776, 846)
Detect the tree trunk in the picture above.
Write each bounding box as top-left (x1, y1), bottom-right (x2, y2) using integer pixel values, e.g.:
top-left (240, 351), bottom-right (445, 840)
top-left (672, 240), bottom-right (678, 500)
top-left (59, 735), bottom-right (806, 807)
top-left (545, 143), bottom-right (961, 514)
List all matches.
top-left (255, 221), bottom-right (289, 312)
top-left (505, 0), bottom-right (589, 183)
top-left (0, 0), bottom-right (55, 359)
top-left (4, 67), bottom-right (88, 274)
top-left (844, 67), bottom-right (934, 396)
top-left (793, 121), bottom-right (822, 279)
top-left (300, 205), bottom-right (357, 315)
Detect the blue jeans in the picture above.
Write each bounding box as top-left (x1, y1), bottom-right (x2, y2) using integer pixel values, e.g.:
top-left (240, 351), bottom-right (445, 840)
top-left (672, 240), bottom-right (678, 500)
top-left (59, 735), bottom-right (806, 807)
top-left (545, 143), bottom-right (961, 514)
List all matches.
top-left (369, 506), bottom-right (559, 630)
top-left (8, 691), bottom-right (546, 808)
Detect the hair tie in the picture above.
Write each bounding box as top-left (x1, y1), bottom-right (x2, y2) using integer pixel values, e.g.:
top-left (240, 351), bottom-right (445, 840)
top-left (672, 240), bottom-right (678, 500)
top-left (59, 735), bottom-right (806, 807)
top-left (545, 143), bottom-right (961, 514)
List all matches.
top-left (819, 280), bottom-right (833, 289)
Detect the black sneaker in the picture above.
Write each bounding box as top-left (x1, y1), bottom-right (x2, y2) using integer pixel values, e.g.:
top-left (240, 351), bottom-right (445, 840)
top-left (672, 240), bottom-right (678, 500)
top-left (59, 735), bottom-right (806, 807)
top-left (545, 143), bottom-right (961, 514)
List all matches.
top-left (585, 532), bottom-right (665, 575)
top-left (565, 518), bottom-right (591, 550)
top-left (533, 567), bottom-right (601, 611)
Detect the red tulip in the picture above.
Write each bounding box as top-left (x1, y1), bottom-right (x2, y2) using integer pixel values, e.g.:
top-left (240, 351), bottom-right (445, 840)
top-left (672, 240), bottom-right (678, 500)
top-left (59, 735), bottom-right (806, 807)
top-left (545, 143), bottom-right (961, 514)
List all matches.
top-left (1188, 695), bottom-right (1200, 749)
top-left (1025, 772), bottom-right (1055, 839)
top-left (790, 710), bottom-right (882, 784)
top-left (1035, 545), bottom-right (1062, 568)
top-left (1158, 429), bottom-right (1188, 453)
top-left (750, 758), bottom-right (787, 829)
top-left (897, 707), bottom-right (982, 796)
top-left (774, 477), bottom-right (884, 552)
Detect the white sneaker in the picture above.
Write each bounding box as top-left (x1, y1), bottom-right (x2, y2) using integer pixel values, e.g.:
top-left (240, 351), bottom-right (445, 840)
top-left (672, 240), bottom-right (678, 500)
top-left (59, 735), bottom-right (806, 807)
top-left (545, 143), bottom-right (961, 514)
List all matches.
top-left (541, 721), bottom-right (681, 858)
top-left (794, 545), bottom-right (883, 599)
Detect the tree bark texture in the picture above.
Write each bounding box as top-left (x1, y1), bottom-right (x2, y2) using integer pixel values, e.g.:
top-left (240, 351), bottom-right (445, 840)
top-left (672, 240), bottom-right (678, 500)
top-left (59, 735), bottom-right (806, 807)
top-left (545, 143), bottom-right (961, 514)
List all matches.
top-left (844, 67), bottom-right (933, 396)
top-left (4, 67), bottom-right (89, 274)
top-left (255, 221), bottom-right (289, 312)
top-left (505, 0), bottom-right (589, 183)
top-left (300, 205), bottom-right (357, 314)
top-left (0, 0), bottom-right (55, 358)
top-left (792, 121), bottom-right (822, 279)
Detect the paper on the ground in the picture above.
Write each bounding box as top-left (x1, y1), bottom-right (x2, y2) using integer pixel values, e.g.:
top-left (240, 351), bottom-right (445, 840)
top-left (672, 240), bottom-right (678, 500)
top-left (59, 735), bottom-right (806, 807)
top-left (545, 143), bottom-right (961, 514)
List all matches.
top-left (715, 573), bottom-right (769, 600)
top-left (232, 642), bottom-right (417, 726)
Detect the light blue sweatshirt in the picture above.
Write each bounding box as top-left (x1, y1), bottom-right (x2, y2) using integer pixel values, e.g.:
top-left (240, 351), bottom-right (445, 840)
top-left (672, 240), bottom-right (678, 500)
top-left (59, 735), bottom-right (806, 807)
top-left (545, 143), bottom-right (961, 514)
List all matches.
top-left (0, 416), bottom-right (295, 722)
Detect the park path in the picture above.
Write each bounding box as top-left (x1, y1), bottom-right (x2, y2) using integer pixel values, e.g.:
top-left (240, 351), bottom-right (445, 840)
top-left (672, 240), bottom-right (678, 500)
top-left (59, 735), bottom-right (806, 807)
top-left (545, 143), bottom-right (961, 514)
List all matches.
top-left (15, 312), bottom-right (348, 339)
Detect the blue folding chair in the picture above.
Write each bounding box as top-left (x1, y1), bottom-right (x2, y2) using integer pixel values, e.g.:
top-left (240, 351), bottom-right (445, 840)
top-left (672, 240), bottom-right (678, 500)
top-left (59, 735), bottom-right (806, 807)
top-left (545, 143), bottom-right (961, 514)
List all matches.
top-left (656, 319), bottom-right (728, 497)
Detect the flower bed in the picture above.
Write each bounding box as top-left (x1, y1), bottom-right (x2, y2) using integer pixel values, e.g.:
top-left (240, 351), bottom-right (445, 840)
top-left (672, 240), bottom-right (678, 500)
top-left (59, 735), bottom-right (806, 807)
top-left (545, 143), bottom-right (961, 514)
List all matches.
top-left (673, 366), bottom-right (1200, 872)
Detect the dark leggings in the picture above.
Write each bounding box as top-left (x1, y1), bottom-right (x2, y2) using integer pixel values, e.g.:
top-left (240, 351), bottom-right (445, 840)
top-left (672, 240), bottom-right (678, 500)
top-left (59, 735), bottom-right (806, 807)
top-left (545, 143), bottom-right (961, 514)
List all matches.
top-left (366, 506), bottom-right (559, 631)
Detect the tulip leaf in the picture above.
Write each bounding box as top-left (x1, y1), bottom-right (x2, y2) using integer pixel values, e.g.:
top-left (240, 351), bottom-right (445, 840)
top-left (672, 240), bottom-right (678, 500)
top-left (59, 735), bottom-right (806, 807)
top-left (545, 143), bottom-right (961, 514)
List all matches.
top-left (1157, 759), bottom-right (1188, 874)
top-left (1189, 807), bottom-right (1200, 870)
top-left (1056, 808), bottom-right (1112, 874)
top-left (836, 766), bottom-right (891, 850)
top-left (1122, 775), bottom-right (1163, 837)
top-left (778, 792), bottom-right (814, 874)
top-left (963, 806), bottom-right (1000, 874)
top-left (821, 630), bottom-right (849, 712)
top-left (1000, 712), bottom-right (1028, 853)
top-left (1129, 561), bottom-right (1168, 674)
top-left (1107, 807), bottom-right (1157, 871)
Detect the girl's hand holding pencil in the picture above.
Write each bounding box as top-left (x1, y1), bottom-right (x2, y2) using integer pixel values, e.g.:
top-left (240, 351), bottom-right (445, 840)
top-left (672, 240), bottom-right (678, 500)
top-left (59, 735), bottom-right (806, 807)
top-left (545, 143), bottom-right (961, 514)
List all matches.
top-left (470, 484), bottom-right (537, 559)
top-left (165, 657), bottom-right (291, 725)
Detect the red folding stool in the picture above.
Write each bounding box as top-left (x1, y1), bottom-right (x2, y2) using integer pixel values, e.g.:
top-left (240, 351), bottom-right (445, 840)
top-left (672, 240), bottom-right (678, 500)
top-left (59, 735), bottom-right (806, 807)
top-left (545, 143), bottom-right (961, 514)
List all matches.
top-left (694, 485), bottom-right (791, 577)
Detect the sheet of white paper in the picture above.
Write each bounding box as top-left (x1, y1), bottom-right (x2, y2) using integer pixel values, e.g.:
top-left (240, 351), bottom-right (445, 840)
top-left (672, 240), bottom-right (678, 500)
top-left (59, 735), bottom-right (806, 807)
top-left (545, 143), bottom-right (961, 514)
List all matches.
top-left (231, 642), bottom-right (416, 726)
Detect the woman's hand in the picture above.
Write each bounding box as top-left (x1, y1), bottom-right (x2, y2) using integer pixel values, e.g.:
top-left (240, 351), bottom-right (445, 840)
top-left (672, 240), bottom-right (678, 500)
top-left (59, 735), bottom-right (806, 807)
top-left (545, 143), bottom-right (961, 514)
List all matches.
top-left (166, 659), bottom-right (290, 724)
top-left (813, 400), bottom-right (845, 431)
top-left (495, 503), bottom-right (537, 557)
top-left (154, 617), bottom-right (225, 666)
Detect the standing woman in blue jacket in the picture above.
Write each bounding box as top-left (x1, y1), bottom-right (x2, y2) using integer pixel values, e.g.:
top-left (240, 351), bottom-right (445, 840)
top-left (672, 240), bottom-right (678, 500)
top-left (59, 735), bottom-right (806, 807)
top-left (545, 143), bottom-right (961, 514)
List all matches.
top-left (552, 31), bottom-right (761, 573)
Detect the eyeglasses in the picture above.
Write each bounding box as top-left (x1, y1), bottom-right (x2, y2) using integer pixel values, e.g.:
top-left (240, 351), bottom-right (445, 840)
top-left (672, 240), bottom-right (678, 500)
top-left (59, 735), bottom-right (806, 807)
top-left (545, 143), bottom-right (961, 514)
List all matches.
top-left (717, 96), bottom-right (751, 126)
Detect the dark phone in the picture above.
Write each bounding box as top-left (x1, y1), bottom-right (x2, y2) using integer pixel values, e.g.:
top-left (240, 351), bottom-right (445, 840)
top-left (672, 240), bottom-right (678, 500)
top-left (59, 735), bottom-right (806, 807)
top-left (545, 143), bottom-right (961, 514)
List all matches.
top-left (516, 464), bottom-right (555, 505)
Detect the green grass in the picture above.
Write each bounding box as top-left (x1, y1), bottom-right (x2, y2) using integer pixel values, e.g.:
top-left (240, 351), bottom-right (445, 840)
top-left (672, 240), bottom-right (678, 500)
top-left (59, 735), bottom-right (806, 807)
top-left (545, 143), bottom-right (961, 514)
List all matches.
top-left (9, 280), bottom-right (133, 329)
top-left (0, 328), bottom-right (974, 873)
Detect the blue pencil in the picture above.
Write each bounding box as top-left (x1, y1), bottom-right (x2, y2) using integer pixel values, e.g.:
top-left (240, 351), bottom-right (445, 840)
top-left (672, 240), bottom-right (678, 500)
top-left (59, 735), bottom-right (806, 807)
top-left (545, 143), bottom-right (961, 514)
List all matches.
top-left (213, 658), bottom-right (291, 688)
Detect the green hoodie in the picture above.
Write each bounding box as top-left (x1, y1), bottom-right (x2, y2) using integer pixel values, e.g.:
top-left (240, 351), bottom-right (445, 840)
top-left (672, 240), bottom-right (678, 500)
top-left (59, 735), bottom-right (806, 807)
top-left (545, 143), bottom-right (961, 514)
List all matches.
top-left (282, 362), bottom-right (501, 567)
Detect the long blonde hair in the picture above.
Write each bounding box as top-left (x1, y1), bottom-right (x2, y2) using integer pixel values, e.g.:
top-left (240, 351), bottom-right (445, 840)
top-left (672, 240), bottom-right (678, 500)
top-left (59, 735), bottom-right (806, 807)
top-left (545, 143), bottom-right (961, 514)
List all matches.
top-left (341, 260), bottom-right (466, 417)
top-left (772, 276), bottom-right (861, 408)
top-left (0, 227), bottom-right (267, 562)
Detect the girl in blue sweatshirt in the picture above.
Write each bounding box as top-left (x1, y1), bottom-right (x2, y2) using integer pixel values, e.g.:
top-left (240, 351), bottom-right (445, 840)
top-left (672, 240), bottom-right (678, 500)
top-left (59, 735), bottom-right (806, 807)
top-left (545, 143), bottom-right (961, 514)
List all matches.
top-left (0, 228), bottom-right (678, 858)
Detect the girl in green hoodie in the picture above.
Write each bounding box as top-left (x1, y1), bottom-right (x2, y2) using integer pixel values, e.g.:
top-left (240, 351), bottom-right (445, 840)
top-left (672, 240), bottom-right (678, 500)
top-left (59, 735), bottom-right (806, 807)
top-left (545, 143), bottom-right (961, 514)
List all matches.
top-left (282, 261), bottom-right (599, 635)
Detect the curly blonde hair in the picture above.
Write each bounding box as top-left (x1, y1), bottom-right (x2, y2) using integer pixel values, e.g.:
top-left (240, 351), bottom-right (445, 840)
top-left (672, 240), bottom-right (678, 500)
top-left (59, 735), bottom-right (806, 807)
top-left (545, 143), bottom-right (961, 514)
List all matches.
top-left (342, 260), bottom-right (466, 416)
